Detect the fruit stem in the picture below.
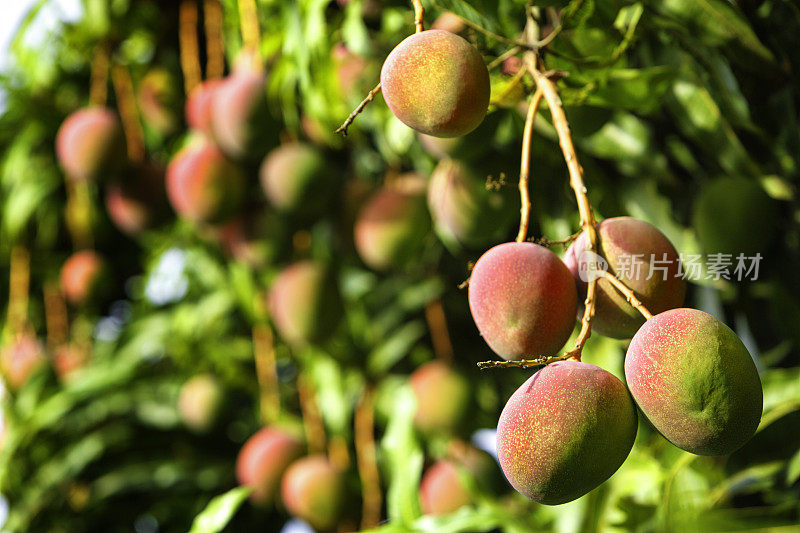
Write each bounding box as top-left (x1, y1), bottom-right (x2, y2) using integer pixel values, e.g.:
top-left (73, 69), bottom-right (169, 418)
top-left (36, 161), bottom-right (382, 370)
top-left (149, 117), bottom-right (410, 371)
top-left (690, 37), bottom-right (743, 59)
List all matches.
top-left (179, 0), bottom-right (202, 94)
top-left (6, 246), bottom-right (30, 337)
top-left (486, 46), bottom-right (522, 71)
top-left (334, 82), bottom-right (382, 136)
top-left (298, 373), bottom-right (327, 454)
top-left (516, 87), bottom-right (543, 243)
top-left (595, 270), bottom-right (654, 320)
top-left (477, 353), bottom-right (570, 370)
top-left (111, 64), bottom-right (146, 162)
top-left (203, 0), bottom-right (225, 79)
top-left (354, 386), bottom-right (382, 529)
top-left (43, 281), bottom-right (69, 350)
top-left (412, 0), bottom-right (424, 33)
top-left (424, 299), bottom-right (454, 362)
top-left (252, 323), bottom-right (281, 424)
top-left (237, 0), bottom-right (261, 63)
top-left (530, 66), bottom-right (599, 360)
top-left (89, 42), bottom-right (109, 107)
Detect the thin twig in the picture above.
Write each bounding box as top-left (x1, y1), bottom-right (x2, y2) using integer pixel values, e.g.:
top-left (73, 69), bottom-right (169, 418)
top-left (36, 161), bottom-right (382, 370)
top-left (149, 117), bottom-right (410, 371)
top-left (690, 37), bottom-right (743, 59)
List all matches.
top-left (237, 0), bottom-right (261, 55)
top-left (424, 299), bottom-right (454, 363)
top-left (335, 82), bottom-right (381, 136)
top-left (111, 64), bottom-right (145, 162)
top-left (89, 42), bottom-right (109, 107)
top-left (355, 386), bottom-right (382, 529)
top-left (516, 87), bottom-right (543, 243)
top-left (252, 322), bottom-right (281, 424)
top-left (477, 352), bottom-right (571, 370)
top-left (297, 374), bottom-right (327, 454)
top-left (486, 46), bottom-right (521, 71)
top-left (535, 230), bottom-right (582, 247)
top-left (595, 270), bottom-right (653, 320)
top-left (412, 0), bottom-right (424, 33)
top-left (43, 281), bottom-right (69, 350)
top-left (7, 246), bottom-right (30, 336)
top-left (530, 67), bottom-right (599, 360)
top-left (203, 0), bottom-right (225, 79)
top-left (179, 0), bottom-right (202, 94)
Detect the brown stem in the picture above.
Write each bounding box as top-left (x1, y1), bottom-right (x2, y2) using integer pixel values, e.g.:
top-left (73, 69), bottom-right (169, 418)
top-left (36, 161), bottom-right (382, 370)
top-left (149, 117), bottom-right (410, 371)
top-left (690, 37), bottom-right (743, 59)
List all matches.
top-left (64, 180), bottom-right (94, 250)
top-left (252, 323), bottom-right (281, 424)
top-left (111, 64), bottom-right (145, 162)
top-left (335, 82), bottom-right (381, 136)
top-left (237, 0), bottom-right (261, 57)
top-left (535, 231), bottom-right (581, 247)
top-left (298, 374), bottom-right (327, 454)
top-left (412, 0), bottom-right (424, 33)
top-left (530, 67), bottom-right (598, 360)
top-left (516, 87), bottom-right (543, 243)
top-left (203, 0), bottom-right (225, 79)
top-left (328, 436), bottom-right (351, 471)
top-left (89, 42), bottom-right (109, 107)
top-left (477, 352), bottom-right (570, 370)
top-left (595, 270), bottom-right (653, 320)
top-left (355, 386), bottom-right (382, 529)
top-left (486, 46), bottom-right (521, 71)
top-left (7, 246), bottom-right (30, 336)
top-left (424, 299), bottom-right (454, 363)
top-left (179, 0), bottom-right (202, 94)
top-left (43, 281), bottom-right (69, 349)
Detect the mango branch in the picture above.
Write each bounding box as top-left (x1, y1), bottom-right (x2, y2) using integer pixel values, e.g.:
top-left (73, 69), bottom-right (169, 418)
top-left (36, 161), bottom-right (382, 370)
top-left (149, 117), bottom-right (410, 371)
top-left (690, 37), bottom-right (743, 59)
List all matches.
top-left (203, 0), bottom-right (225, 79)
top-left (412, 0), bottom-right (424, 33)
top-left (89, 42), bottom-right (109, 107)
top-left (111, 64), bottom-right (145, 162)
top-left (595, 270), bottom-right (654, 320)
top-left (531, 66), bottom-right (599, 360)
top-left (179, 0), bottom-right (202, 94)
top-left (424, 299), bottom-right (454, 363)
top-left (334, 82), bottom-right (381, 136)
top-left (355, 386), bottom-right (381, 529)
top-left (516, 87), bottom-right (543, 243)
top-left (477, 352), bottom-right (570, 370)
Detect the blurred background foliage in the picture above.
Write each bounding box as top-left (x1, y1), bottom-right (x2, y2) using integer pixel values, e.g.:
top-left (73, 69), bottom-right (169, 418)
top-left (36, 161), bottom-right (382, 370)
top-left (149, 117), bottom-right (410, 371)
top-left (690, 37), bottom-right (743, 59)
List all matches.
top-left (0, 0), bottom-right (798, 531)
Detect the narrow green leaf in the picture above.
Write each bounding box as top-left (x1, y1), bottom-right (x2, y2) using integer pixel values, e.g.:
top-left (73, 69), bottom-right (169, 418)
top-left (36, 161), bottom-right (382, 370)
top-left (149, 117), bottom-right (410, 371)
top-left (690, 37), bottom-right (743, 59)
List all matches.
top-left (188, 487), bottom-right (253, 533)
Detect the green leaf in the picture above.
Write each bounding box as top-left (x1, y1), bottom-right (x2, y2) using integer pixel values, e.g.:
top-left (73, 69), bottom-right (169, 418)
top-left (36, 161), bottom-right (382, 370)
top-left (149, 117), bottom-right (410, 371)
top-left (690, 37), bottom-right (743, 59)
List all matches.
top-left (563, 0), bottom-right (595, 30)
top-left (188, 487), bottom-right (253, 533)
top-left (381, 384), bottom-right (424, 525)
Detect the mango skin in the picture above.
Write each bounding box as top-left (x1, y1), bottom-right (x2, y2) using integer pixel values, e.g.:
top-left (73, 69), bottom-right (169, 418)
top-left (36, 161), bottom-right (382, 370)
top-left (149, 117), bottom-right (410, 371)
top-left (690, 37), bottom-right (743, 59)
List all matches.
top-left (564, 217), bottom-right (686, 339)
top-left (104, 161), bottom-right (169, 236)
top-left (165, 140), bottom-right (246, 224)
top-left (281, 455), bottom-right (346, 531)
top-left (409, 361), bottom-right (470, 434)
top-left (236, 427), bottom-right (303, 506)
top-left (178, 374), bottom-right (223, 433)
top-left (625, 308), bottom-right (763, 456)
top-left (60, 250), bottom-right (110, 306)
top-left (419, 442), bottom-right (500, 515)
top-left (353, 178), bottom-right (431, 270)
top-left (137, 68), bottom-right (181, 137)
top-left (468, 243), bottom-right (577, 360)
top-left (210, 71), bottom-right (278, 160)
top-left (185, 79), bottom-right (223, 138)
top-left (380, 30), bottom-right (490, 138)
top-left (0, 334), bottom-right (45, 391)
top-left (259, 143), bottom-right (336, 216)
top-left (427, 159), bottom-right (514, 249)
top-left (692, 177), bottom-right (778, 257)
top-left (55, 107), bottom-right (126, 182)
top-left (268, 261), bottom-right (343, 346)
top-left (497, 360), bottom-right (637, 505)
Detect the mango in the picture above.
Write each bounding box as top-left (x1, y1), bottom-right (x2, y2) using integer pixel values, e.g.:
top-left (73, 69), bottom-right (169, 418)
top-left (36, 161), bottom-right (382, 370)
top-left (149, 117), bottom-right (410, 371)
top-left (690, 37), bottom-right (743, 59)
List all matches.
top-left (236, 426), bottom-right (303, 506)
top-left (268, 261), bottom-right (342, 346)
top-left (353, 176), bottom-right (431, 270)
top-left (104, 161), bottom-right (169, 236)
top-left (55, 107), bottom-right (126, 182)
top-left (259, 143), bottom-right (337, 216)
top-left (165, 139), bottom-right (246, 224)
top-left (178, 374), bottom-right (223, 433)
top-left (281, 455), bottom-right (346, 531)
top-left (409, 361), bottom-right (470, 434)
top-left (496, 360), bottom-right (637, 504)
top-left (60, 250), bottom-right (110, 306)
top-left (625, 308), bottom-right (763, 455)
top-left (468, 242), bottom-right (577, 360)
top-left (381, 30), bottom-right (490, 137)
top-left (564, 217), bottom-right (686, 339)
